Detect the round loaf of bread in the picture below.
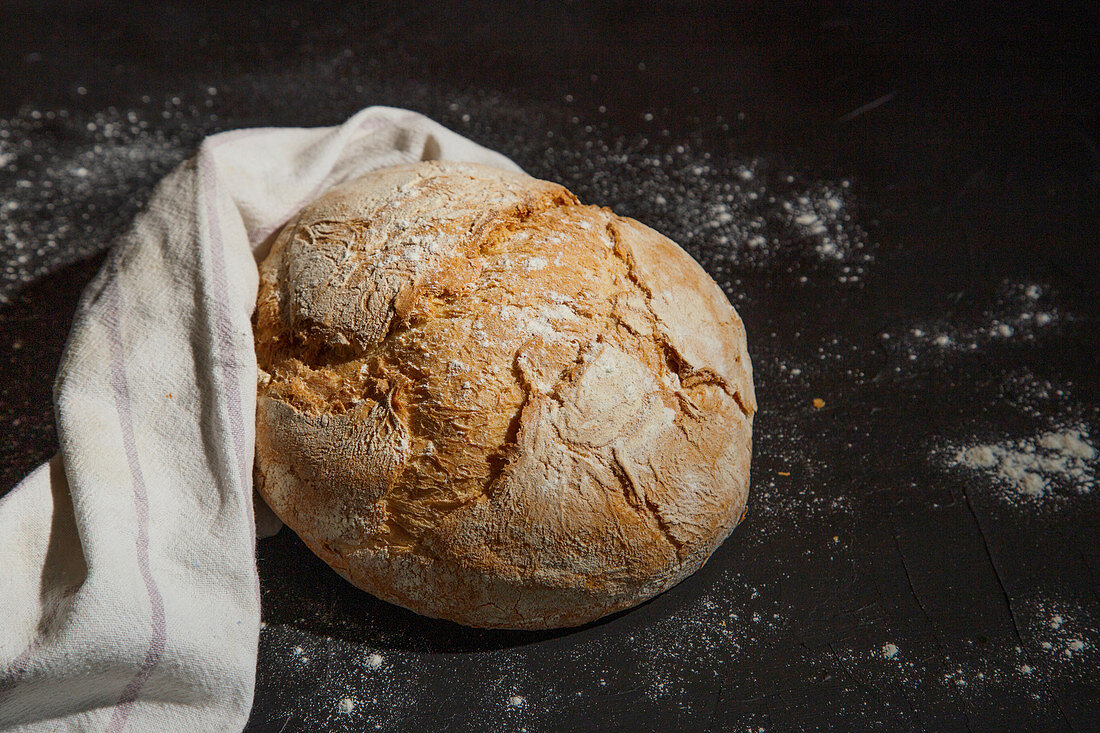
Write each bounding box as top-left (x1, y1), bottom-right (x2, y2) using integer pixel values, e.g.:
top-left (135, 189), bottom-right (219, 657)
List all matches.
top-left (253, 160), bottom-right (755, 629)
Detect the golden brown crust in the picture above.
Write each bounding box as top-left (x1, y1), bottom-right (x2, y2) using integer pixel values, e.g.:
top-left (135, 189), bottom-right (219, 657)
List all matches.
top-left (253, 160), bottom-right (754, 629)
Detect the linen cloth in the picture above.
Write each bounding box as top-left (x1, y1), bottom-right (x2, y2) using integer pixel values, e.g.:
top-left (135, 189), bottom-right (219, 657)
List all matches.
top-left (0, 107), bottom-right (521, 731)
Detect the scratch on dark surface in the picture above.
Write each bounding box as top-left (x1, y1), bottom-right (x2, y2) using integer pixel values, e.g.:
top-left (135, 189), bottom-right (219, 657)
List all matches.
top-left (825, 641), bottom-right (874, 698)
top-left (958, 489), bottom-right (1027, 647)
top-left (895, 683), bottom-right (931, 733)
top-left (429, 689), bottom-right (463, 727)
top-left (846, 601), bottom-right (878, 617)
top-left (958, 488), bottom-right (1080, 732)
top-left (821, 636), bottom-right (925, 732)
top-left (894, 534), bottom-right (938, 638)
top-left (837, 91), bottom-right (897, 123)
top-left (1056, 697), bottom-right (1084, 733)
top-left (1073, 543), bottom-right (1100, 605)
top-left (707, 675), bottom-right (726, 721)
top-left (894, 533), bottom-right (975, 732)
top-left (1072, 126), bottom-right (1100, 181)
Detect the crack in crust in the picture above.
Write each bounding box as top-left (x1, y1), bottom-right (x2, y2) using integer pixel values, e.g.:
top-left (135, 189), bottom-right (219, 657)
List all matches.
top-left (605, 218), bottom-right (754, 419)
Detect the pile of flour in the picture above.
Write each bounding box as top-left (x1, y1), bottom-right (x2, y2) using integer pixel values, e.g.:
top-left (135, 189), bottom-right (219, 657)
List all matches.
top-left (953, 427), bottom-right (1097, 498)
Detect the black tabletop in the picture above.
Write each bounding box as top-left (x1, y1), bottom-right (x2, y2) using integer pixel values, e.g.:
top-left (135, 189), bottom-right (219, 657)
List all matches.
top-left (2, 2), bottom-right (1098, 731)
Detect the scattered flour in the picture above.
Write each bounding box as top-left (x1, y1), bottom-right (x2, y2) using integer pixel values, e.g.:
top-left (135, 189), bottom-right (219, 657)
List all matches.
top-left (952, 427), bottom-right (1096, 499)
top-left (882, 643), bottom-right (898, 659)
top-left (366, 652), bottom-right (384, 669)
top-left (1021, 599), bottom-right (1099, 670)
top-left (997, 370), bottom-right (1076, 420)
top-left (901, 282), bottom-right (1060, 358)
top-left (0, 106), bottom-right (184, 300)
top-left (507, 695), bottom-right (526, 708)
top-left (337, 697), bottom-right (357, 713)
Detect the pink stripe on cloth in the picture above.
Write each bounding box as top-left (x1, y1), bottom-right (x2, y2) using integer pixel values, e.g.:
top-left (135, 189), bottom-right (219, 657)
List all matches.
top-left (197, 149), bottom-right (260, 603)
top-left (189, 111), bottom-right (418, 607)
top-left (102, 277), bottom-right (167, 733)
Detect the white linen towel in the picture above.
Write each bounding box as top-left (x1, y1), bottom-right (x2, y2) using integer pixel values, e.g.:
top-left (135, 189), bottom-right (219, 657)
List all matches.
top-left (0, 107), bottom-right (521, 731)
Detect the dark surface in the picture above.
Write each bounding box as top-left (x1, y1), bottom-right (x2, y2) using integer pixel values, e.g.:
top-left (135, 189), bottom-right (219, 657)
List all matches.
top-left (2, 2), bottom-right (1099, 731)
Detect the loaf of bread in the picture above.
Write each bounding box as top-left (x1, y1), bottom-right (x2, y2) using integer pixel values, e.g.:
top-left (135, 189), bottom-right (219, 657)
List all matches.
top-left (253, 161), bottom-right (755, 629)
